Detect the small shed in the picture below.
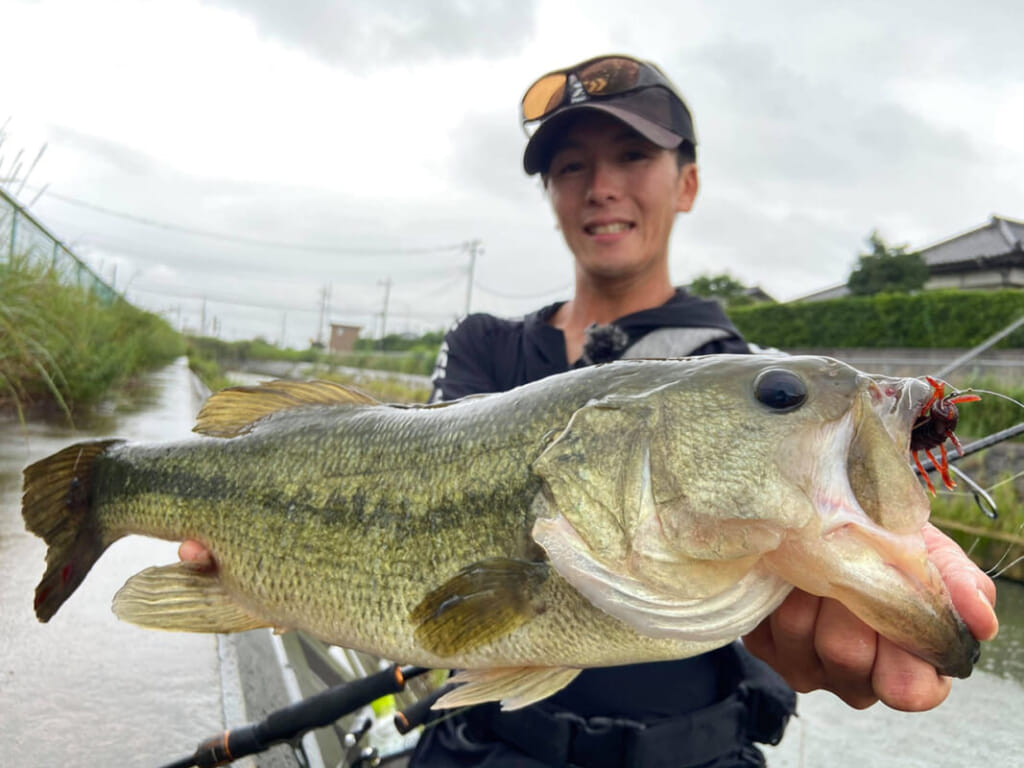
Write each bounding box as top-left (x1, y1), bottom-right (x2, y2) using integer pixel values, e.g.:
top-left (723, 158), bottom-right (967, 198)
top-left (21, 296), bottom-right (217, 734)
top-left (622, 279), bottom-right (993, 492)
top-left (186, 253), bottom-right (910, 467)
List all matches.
top-left (329, 323), bottom-right (362, 354)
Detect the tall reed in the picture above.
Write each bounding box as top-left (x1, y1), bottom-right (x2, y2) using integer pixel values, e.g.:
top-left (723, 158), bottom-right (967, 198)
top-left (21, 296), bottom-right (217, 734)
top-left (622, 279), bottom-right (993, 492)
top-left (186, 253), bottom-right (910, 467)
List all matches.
top-left (0, 253), bottom-right (184, 419)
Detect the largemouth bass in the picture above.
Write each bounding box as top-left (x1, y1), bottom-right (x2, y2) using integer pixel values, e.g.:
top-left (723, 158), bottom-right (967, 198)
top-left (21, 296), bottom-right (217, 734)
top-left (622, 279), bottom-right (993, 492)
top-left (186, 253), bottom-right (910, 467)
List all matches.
top-left (22, 355), bottom-right (980, 709)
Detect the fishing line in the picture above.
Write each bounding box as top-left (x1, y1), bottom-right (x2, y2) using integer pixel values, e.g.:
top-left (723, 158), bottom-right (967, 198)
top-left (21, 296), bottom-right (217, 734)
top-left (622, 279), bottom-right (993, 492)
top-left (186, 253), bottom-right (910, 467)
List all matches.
top-left (984, 519), bottom-right (1024, 579)
top-left (990, 552), bottom-right (1024, 580)
top-left (963, 388), bottom-right (1024, 411)
top-left (915, 379), bottom-right (1024, 577)
top-left (947, 465), bottom-right (999, 520)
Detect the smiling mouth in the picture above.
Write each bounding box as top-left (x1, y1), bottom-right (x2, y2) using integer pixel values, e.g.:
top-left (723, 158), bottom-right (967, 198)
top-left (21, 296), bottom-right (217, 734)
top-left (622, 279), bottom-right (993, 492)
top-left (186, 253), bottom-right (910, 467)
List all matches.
top-left (585, 222), bottom-right (634, 235)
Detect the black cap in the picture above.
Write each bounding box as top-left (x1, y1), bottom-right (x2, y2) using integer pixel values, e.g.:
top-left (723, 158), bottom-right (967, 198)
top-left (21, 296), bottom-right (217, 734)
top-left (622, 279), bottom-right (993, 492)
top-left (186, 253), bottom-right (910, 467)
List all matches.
top-left (523, 84), bottom-right (696, 175)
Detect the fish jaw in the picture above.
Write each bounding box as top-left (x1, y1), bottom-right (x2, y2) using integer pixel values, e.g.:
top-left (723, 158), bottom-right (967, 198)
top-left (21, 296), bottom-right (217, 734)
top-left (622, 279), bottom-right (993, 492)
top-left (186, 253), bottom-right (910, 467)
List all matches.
top-left (764, 521), bottom-right (978, 678)
top-left (765, 378), bottom-right (979, 678)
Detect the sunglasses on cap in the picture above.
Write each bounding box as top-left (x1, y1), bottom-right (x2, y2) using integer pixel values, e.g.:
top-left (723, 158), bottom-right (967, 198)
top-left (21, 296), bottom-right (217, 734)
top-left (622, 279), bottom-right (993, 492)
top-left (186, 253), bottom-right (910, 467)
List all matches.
top-left (520, 54), bottom-right (685, 133)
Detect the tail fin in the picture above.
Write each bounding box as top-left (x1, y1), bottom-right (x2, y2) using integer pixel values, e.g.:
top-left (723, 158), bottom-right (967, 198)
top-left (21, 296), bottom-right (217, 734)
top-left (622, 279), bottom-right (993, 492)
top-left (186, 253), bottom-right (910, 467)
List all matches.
top-left (22, 439), bottom-right (125, 621)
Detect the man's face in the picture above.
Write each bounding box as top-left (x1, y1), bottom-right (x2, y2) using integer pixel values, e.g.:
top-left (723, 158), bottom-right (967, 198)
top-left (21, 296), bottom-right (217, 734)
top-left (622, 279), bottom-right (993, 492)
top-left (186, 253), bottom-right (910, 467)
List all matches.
top-left (545, 112), bottom-right (697, 285)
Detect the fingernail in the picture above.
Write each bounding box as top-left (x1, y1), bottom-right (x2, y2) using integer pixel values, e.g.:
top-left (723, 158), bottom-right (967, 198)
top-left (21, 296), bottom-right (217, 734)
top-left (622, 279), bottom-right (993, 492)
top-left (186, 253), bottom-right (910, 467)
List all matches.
top-left (977, 588), bottom-right (999, 641)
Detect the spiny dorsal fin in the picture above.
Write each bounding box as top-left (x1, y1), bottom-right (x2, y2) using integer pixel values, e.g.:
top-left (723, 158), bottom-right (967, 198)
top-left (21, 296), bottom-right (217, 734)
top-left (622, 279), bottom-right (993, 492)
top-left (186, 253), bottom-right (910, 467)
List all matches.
top-left (194, 379), bottom-right (379, 438)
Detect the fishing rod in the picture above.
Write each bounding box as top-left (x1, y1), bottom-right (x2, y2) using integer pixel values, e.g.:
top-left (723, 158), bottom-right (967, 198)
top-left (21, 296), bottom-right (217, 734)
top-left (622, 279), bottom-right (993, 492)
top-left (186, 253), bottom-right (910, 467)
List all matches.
top-left (159, 663), bottom-right (430, 768)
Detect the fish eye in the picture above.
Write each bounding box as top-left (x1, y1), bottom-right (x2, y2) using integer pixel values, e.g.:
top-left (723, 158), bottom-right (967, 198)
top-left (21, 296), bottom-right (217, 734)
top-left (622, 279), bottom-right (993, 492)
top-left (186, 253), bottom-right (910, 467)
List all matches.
top-left (754, 369), bottom-right (808, 412)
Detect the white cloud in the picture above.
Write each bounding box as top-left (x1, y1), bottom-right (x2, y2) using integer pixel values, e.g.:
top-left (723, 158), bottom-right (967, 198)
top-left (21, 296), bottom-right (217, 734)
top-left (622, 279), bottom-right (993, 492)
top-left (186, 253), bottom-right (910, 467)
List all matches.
top-left (3, 0), bottom-right (1023, 344)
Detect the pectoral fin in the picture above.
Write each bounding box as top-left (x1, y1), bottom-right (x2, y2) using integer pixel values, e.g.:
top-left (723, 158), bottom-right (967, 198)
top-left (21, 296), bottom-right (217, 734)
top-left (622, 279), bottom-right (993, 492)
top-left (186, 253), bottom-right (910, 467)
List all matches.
top-left (410, 558), bottom-right (549, 657)
top-left (113, 562), bottom-right (274, 633)
top-left (434, 666), bottom-right (582, 711)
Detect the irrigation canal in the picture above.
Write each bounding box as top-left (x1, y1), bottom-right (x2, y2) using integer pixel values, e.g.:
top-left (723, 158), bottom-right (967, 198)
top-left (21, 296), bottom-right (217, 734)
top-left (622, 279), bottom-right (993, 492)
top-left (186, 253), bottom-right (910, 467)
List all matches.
top-left (0, 359), bottom-right (1021, 767)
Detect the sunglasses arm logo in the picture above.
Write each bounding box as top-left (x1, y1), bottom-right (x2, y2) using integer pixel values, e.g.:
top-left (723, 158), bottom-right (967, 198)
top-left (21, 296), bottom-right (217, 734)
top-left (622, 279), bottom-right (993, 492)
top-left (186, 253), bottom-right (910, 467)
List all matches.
top-left (567, 73), bottom-right (588, 104)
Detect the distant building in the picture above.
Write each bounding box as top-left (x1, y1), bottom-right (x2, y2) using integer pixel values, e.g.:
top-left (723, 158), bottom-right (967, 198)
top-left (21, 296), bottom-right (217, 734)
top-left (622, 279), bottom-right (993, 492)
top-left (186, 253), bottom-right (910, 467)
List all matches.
top-left (679, 283), bottom-right (776, 304)
top-left (795, 215), bottom-right (1024, 302)
top-left (742, 286), bottom-right (777, 303)
top-left (329, 323), bottom-right (361, 354)
top-left (921, 215), bottom-right (1024, 291)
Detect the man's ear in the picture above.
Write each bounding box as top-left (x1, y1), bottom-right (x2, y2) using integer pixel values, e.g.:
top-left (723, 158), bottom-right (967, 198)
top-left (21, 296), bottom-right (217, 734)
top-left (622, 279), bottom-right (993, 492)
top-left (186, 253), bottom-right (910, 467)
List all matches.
top-left (675, 163), bottom-right (699, 213)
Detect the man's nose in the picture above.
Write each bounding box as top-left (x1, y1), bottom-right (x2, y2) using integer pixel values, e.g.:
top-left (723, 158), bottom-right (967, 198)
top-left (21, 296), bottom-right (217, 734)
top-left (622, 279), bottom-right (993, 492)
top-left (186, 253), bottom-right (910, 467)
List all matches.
top-left (586, 160), bottom-right (622, 203)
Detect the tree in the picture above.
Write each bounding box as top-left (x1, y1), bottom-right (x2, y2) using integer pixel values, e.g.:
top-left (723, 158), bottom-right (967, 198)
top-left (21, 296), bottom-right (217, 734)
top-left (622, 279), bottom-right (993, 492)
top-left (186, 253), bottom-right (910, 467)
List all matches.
top-left (847, 231), bottom-right (929, 296)
top-left (688, 273), bottom-right (754, 307)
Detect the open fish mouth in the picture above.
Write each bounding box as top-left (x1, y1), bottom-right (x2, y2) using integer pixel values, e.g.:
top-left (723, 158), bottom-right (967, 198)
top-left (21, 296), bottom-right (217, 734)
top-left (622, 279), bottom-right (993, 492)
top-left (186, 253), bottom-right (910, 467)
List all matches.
top-left (766, 371), bottom-right (980, 678)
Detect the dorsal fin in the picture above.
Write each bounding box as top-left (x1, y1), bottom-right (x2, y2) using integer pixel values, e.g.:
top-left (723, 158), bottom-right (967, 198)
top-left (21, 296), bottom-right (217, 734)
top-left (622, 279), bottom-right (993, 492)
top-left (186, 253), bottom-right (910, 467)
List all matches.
top-left (194, 379), bottom-right (379, 437)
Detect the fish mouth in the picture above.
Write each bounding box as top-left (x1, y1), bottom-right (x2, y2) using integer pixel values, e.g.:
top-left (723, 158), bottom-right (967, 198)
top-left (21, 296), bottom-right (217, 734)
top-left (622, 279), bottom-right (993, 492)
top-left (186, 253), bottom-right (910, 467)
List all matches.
top-left (766, 372), bottom-right (980, 678)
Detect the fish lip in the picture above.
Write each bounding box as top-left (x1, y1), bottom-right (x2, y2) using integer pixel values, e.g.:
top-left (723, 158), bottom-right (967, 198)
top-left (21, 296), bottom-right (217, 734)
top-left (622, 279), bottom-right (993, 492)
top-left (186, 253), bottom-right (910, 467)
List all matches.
top-left (830, 523), bottom-right (980, 679)
top-left (862, 375), bottom-right (934, 441)
top-left (935, 618), bottom-right (980, 678)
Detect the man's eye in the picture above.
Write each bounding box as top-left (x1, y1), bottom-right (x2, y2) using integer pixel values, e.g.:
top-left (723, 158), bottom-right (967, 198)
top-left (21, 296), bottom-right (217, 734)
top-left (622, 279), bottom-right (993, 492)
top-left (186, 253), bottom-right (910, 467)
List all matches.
top-left (555, 161), bottom-right (584, 175)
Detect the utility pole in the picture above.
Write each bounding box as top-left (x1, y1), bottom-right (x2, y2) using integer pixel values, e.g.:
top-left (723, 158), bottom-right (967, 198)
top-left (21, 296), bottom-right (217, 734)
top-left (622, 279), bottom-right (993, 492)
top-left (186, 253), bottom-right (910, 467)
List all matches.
top-left (316, 284), bottom-right (331, 346)
top-left (378, 277), bottom-right (392, 350)
top-left (464, 239), bottom-right (481, 316)
top-left (280, 312), bottom-right (288, 348)
top-left (200, 297), bottom-right (207, 336)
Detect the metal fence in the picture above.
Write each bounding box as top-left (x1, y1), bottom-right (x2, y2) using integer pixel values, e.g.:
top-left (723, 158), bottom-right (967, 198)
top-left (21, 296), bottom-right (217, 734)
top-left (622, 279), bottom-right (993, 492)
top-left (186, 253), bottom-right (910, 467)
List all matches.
top-left (0, 186), bottom-right (117, 303)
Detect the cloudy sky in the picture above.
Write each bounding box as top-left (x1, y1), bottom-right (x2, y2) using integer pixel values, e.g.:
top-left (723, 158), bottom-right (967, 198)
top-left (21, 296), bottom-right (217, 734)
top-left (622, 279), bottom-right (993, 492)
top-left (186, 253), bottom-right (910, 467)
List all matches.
top-left (3, 0), bottom-right (1023, 347)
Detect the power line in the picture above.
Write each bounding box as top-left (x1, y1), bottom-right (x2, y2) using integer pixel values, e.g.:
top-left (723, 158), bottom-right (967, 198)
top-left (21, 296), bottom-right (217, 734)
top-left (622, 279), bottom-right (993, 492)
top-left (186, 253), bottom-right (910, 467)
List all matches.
top-left (29, 187), bottom-right (469, 255)
top-left (127, 284), bottom-right (328, 314)
top-left (128, 283), bottom-right (459, 321)
top-left (67, 228), bottom-right (468, 282)
top-left (473, 279), bottom-right (571, 300)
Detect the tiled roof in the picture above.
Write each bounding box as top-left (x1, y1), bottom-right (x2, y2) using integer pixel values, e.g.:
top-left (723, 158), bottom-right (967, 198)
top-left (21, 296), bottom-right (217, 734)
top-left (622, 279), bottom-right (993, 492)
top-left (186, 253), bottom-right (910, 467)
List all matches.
top-left (792, 283), bottom-right (850, 302)
top-left (917, 215), bottom-right (1024, 266)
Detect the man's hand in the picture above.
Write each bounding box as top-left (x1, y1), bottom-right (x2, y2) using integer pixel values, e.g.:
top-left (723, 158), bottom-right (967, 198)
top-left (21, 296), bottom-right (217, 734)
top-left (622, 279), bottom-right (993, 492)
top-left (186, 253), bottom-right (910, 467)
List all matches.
top-left (743, 523), bottom-right (999, 712)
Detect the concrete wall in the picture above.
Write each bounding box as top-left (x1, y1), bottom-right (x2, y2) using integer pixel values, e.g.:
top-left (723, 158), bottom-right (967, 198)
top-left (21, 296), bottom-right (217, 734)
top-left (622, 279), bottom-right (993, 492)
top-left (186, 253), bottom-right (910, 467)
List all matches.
top-left (787, 347), bottom-right (1024, 384)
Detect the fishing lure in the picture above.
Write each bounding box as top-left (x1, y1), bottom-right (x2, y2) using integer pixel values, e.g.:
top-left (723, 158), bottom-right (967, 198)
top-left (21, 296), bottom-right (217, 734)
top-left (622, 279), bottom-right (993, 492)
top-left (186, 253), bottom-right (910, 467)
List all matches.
top-left (910, 376), bottom-right (981, 493)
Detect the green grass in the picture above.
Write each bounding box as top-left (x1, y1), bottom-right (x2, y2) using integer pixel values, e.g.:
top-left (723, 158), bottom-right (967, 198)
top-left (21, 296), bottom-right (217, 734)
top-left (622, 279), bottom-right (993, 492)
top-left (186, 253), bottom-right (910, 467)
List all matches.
top-left (0, 261), bottom-right (72, 421)
top-left (186, 334), bottom-right (441, 378)
top-left (948, 377), bottom-right (1024, 442)
top-left (310, 369), bottom-right (431, 404)
top-left (0, 253), bottom-right (185, 420)
top-left (931, 474), bottom-right (1024, 581)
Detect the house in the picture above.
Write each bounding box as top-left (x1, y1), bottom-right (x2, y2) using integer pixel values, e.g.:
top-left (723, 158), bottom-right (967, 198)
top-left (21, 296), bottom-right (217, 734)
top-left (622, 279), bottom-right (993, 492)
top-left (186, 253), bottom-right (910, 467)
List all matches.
top-left (921, 215), bottom-right (1024, 290)
top-left (328, 323), bottom-right (362, 354)
top-left (795, 215), bottom-right (1024, 302)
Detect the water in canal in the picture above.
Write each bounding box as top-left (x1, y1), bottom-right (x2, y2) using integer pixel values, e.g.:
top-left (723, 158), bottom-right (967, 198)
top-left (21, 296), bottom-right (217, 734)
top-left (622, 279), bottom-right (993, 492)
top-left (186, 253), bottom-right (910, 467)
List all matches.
top-left (1, 360), bottom-right (1021, 767)
top-left (0, 360), bottom-right (229, 767)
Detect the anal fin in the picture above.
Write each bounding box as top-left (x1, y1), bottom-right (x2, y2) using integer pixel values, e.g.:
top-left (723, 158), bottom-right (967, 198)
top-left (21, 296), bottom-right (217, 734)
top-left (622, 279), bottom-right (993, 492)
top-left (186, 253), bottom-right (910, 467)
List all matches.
top-left (434, 666), bottom-right (582, 711)
top-left (113, 562), bottom-right (274, 634)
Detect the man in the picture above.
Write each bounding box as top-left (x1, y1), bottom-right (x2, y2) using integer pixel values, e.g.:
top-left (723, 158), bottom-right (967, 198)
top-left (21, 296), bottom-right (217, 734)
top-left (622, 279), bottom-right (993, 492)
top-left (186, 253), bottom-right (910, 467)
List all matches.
top-left (180, 54), bottom-right (997, 768)
top-left (406, 55), bottom-right (999, 767)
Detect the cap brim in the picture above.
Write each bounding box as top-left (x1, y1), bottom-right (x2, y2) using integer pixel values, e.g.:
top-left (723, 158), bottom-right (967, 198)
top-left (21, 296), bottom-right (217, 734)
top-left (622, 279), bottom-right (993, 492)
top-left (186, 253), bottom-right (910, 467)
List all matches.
top-left (523, 98), bottom-right (687, 175)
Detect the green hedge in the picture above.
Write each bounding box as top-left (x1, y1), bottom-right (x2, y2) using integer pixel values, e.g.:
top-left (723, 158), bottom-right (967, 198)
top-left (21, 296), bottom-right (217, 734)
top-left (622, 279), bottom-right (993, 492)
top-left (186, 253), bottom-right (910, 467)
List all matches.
top-left (731, 290), bottom-right (1024, 349)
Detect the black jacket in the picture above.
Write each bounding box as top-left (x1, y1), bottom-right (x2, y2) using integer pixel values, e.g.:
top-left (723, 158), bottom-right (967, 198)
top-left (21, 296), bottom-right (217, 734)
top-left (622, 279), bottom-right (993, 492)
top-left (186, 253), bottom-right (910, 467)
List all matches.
top-left (430, 290), bottom-right (750, 402)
